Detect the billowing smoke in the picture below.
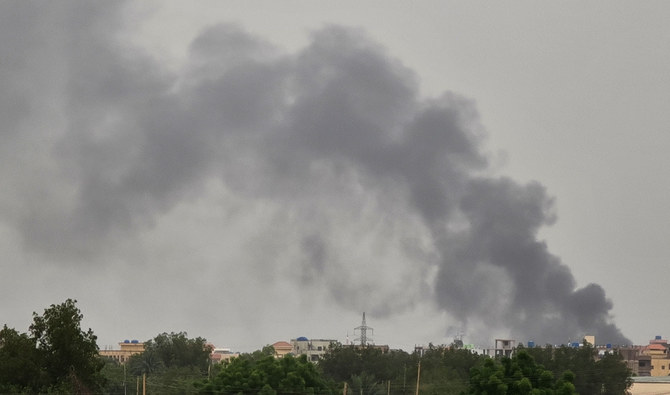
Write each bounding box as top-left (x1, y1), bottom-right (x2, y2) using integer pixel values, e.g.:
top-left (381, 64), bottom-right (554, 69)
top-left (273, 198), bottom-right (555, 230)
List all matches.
top-left (0, 2), bottom-right (629, 345)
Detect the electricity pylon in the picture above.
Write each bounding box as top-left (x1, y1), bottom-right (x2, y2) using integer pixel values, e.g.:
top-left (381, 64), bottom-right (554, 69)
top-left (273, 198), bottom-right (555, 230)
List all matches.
top-left (354, 312), bottom-right (373, 346)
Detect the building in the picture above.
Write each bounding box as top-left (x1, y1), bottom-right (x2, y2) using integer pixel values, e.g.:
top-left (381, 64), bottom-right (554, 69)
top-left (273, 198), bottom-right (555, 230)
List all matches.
top-left (642, 336), bottom-right (670, 376)
top-left (99, 340), bottom-right (144, 364)
top-left (210, 347), bottom-right (239, 363)
top-left (272, 341), bottom-right (293, 358)
top-left (291, 337), bottom-right (337, 362)
top-left (482, 339), bottom-right (517, 358)
top-left (602, 345), bottom-right (650, 377)
top-left (630, 376), bottom-right (670, 394)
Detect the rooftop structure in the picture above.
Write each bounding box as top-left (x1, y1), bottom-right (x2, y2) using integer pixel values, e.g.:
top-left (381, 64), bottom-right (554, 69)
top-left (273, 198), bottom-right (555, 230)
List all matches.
top-left (99, 340), bottom-right (145, 364)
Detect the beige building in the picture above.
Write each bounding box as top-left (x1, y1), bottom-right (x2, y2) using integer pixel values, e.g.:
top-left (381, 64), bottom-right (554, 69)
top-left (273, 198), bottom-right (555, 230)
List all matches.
top-left (272, 341), bottom-right (293, 358)
top-left (630, 377), bottom-right (670, 394)
top-left (641, 336), bottom-right (670, 377)
top-left (99, 340), bottom-right (145, 364)
top-left (291, 337), bottom-right (337, 362)
top-left (210, 347), bottom-right (240, 363)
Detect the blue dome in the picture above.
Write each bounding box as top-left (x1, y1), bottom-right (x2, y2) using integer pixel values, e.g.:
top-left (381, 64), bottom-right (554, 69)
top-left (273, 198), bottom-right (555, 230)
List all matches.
top-left (296, 336), bottom-right (309, 341)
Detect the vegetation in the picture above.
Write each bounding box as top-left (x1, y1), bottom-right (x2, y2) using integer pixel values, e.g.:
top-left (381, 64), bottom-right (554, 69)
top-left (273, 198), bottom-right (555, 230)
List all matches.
top-left (320, 343), bottom-right (483, 394)
top-left (0, 299), bottom-right (105, 393)
top-left (0, 300), bottom-right (634, 395)
top-left (120, 331), bottom-right (213, 394)
top-left (199, 350), bottom-right (335, 394)
top-left (467, 351), bottom-right (577, 394)
top-left (521, 343), bottom-right (632, 394)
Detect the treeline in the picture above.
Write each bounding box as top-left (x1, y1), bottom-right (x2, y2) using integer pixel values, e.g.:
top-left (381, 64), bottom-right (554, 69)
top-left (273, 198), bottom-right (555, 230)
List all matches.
top-left (0, 299), bottom-right (632, 394)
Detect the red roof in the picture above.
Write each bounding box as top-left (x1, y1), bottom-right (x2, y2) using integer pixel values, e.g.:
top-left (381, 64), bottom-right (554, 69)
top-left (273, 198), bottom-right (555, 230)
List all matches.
top-left (272, 341), bottom-right (293, 350)
top-left (646, 343), bottom-right (667, 351)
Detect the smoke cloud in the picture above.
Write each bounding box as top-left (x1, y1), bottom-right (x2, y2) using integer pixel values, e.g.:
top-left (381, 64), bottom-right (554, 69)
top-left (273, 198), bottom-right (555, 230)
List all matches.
top-left (1, 1), bottom-right (629, 345)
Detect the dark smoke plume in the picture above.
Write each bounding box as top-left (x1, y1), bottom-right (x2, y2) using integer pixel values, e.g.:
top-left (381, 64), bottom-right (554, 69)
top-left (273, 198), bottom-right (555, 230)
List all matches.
top-left (0, 2), bottom-right (629, 345)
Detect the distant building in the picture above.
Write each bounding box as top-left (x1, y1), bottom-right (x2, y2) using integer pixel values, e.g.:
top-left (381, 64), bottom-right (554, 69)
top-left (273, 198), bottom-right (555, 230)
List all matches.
top-left (630, 376), bottom-right (670, 394)
top-left (642, 336), bottom-right (670, 376)
top-left (210, 347), bottom-right (239, 363)
top-left (291, 337), bottom-right (337, 362)
top-left (99, 340), bottom-right (144, 364)
top-left (272, 341), bottom-right (293, 358)
top-left (584, 335), bottom-right (595, 346)
top-left (599, 345), bottom-right (649, 376)
top-left (482, 339), bottom-right (517, 358)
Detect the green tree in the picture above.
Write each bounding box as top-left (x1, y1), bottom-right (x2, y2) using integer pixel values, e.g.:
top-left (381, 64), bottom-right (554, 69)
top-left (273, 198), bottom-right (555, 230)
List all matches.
top-left (320, 344), bottom-right (413, 387)
top-left (128, 348), bottom-right (164, 376)
top-left (417, 346), bottom-right (485, 394)
top-left (349, 372), bottom-right (383, 395)
top-left (0, 325), bottom-right (40, 392)
top-left (99, 358), bottom-right (128, 395)
top-left (524, 344), bottom-right (631, 394)
top-left (467, 351), bottom-right (577, 395)
top-left (126, 332), bottom-right (212, 394)
top-left (29, 298), bottom-right (105, 393)
top-left (201, 353), bottom-right (334, 394)
top-left (145, 331), bottom-right (212, 371)
top-left (597, 352), bottom-right (632, 395)
top-left (468, 358), bottom-right (507, 395)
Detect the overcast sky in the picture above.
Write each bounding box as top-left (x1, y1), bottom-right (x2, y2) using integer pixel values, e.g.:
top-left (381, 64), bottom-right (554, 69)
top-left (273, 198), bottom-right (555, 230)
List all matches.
top-left (2, 1), bottom-right (669, 352)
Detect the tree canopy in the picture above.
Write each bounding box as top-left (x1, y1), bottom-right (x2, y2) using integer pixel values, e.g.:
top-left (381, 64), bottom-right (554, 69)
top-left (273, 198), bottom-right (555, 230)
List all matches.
top-left (522, 344), bottom-right (632, 394)
top-left (200, 352), bottom-right (335, 394)
top-left (468, 350), bottom-right (577, 395)
top-left (0, 299), bottom-right (105, 393)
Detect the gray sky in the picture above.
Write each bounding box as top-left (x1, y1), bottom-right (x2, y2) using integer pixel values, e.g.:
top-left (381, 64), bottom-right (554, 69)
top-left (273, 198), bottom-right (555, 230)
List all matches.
top-left (2, 1), bottom-right (669, 352)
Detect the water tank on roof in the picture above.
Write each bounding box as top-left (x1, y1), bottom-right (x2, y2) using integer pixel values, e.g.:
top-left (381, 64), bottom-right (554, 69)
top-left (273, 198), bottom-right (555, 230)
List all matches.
top-left (296, 336), bottom-right (309, 341)
top-left (570, 342), bottom-right (580, 348)
top-left (124, 340), bottom-right (130, 343)
top-left (131, 340), bottom-right (139, 343)
top-left (606, 344), bottom-right (612, 348)
top-left (656, 335), bottom-right (662, 340)
top-left (527, 341), bottom-right (535, 348)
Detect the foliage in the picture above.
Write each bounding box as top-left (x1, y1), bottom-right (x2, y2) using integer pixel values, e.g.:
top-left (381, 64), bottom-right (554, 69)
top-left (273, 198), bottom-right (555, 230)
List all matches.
top-left (146, 331), bottom-right (212, 371)
top-left (30, 299), bottom-right (105, 392)
top-left (319, 344), bottom-right (412, 384)
top-left (416, 345), bottom-right (485, 394)
top-left (467, 346), bottom-right (631, 395)
top-left (468, 350), bottom-right (574, 395)
top-left (320, 343), bottom-right (485, 394)
top-left (128, 348), bottom-right (164, 376)
top-left (124, 331), bottom-right (212, 394)
top-left (0, 299), bottom-right (105, 394)
top-left (200, 353), bottom-right (335, 394)
top-left (523, 344), bottom-right (632, 394)
top-left (0, 325), bottom-right (40, 393)
top-left (349, 372), bottom-right (383, 395)
top-left (99, 358), bottom-right (128, 395)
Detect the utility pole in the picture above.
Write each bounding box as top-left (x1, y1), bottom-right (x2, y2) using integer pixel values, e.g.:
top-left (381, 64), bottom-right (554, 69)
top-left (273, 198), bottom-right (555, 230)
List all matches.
top-left (343, 381), bottom-right (347, 395)
top-left (415, 360), bottom-right (421, 395)
top-left (403, 364), bottom-right (407, 395)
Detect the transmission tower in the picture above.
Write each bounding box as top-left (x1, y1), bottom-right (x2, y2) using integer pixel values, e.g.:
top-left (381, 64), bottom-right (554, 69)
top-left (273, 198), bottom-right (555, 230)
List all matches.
top-left (354, 312), bottom-right (374, 346)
